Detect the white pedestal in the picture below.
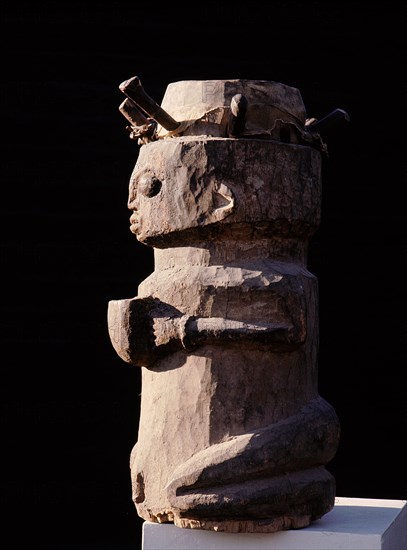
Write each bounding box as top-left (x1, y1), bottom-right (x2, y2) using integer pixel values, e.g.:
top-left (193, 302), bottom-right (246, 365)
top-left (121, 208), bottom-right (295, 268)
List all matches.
top-left (142, 497), bottom-right (407, 550)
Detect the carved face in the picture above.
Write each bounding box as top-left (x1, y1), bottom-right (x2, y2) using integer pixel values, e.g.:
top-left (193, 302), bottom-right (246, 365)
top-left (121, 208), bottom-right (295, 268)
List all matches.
top-left (127, 138), bottom-right (235, 245)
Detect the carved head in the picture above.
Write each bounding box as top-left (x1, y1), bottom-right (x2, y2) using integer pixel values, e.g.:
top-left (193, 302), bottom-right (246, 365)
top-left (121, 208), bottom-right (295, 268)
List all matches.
top-left (125, 80), bottom-right (323, 247)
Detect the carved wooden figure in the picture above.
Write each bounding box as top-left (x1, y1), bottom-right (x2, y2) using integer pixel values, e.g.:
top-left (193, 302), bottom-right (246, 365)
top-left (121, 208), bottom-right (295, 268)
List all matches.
top-left (108, 78), bottom-right (343, 533)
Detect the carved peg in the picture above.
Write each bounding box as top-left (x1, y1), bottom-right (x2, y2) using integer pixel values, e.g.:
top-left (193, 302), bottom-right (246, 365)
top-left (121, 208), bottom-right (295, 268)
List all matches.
top-left (306, 108), bottom-right (350, 135)
top-left (227, 93), bottom-right (248, 137)
top-left (119, 76), bottom-right (180, 132)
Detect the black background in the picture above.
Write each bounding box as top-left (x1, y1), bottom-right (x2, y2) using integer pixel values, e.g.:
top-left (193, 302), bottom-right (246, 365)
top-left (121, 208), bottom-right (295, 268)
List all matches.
top-left (2, 1), bottom-right (406, 548)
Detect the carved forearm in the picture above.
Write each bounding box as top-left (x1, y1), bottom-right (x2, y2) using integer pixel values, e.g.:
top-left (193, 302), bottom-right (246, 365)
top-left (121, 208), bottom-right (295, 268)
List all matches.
top-left (108, 296), bottom-right (305, 367)
top-left (181, 317), bottom-right (304, 351)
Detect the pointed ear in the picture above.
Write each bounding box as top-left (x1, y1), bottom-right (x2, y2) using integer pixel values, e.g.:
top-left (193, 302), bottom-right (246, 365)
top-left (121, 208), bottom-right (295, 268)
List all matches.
top-left (207, 183), bottom-right (235, 223)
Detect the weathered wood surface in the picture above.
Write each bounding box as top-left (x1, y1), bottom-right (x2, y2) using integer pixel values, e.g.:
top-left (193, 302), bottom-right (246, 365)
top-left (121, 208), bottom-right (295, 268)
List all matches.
top-left (108, 79), bottom-right (340, 533)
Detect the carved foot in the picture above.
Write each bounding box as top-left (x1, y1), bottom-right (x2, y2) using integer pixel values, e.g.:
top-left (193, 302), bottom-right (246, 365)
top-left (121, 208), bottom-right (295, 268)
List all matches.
top-left (168, 466), bottom-right (335, 533)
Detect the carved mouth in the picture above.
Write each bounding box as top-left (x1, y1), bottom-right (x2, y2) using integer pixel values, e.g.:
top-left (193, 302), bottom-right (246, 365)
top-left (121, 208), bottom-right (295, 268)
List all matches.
top-left (130, 211), bottom-right (139, 233)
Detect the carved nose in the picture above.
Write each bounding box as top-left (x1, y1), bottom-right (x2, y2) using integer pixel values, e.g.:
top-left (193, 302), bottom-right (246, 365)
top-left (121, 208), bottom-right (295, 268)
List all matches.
top-left (128, 175), bottom-right (139, 207)
top-left (127, 192), bottom-right (137, 209)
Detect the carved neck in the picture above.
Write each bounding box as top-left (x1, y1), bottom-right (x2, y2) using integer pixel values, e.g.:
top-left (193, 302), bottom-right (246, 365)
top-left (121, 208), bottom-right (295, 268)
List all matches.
top-left (153, 238), bottom-right (309, 270)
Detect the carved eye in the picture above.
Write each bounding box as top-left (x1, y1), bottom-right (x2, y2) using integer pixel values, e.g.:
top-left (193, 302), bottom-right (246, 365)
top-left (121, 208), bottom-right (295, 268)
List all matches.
top-left (138, 173), bottom-right (162, 198)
